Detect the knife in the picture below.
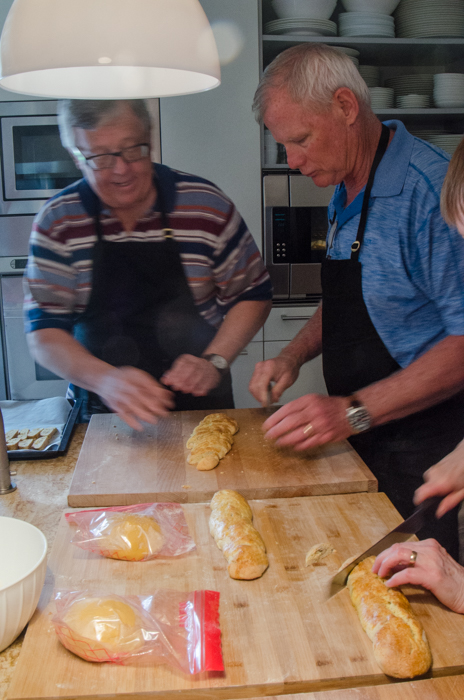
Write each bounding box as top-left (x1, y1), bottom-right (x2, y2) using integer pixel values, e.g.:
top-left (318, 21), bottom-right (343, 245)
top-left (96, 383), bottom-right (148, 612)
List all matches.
top-left (327, 496), bottom-right (442, 599)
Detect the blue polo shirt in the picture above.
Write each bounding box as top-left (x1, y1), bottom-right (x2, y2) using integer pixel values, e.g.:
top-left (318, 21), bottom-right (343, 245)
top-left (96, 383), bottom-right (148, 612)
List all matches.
top-left (326, 120), bottom-right (464, 368)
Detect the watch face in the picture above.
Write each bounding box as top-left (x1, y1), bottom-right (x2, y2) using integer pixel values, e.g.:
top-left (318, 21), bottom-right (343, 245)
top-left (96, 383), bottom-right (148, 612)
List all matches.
top-left (210, 355), bottom-right (228, 370)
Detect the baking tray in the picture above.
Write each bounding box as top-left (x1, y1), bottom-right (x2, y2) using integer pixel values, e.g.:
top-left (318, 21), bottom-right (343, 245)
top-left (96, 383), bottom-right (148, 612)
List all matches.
top-left (7, 398), bottom-right (82, 461)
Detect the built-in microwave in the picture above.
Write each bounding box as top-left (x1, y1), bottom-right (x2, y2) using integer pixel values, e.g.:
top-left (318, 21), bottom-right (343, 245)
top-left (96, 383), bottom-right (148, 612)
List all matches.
top-left (0, 101), bottom-right (80, 216)
top-left (263, 174), bottom-right (335, 301)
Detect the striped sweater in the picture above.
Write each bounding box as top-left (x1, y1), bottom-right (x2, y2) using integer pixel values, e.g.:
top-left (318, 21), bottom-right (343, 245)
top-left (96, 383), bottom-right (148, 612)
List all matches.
top-left (24, 163), bottom-right (272, 333)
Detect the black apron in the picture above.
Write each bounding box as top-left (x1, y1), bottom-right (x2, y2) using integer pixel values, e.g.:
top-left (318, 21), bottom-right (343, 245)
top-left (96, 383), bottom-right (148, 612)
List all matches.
top-left (321, 124), bottom-right (464, 559)
top-left (71, 177), bottom-right (234, 422)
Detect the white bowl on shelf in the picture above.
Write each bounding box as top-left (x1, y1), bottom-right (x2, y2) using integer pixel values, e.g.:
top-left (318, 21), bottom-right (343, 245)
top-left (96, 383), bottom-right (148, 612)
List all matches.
top-left (341, 0), bottom-right (400, 14)
top-left (0, 516), bottom-right (47, 652)
top-left (272, 0), bottom-right (337, 20)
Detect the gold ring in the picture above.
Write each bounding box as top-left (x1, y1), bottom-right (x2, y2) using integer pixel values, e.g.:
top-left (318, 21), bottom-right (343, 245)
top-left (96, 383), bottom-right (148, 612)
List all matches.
top-left (303, 423), bottom-right (314, 435)
top-left (409, 550), bottom-right (418, 566)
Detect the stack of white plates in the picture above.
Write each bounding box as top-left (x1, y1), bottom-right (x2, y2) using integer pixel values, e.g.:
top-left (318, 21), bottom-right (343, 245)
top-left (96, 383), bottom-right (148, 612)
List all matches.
top-left (369, 87), bottom-right (394, 108)
top-left (427, 134), bottom-right (464, 155)
top-left (338, 11), bottom-right (395, 36)
top-left (396, 94), bottom-right (431, 108)
top-left (333, 46), bottom-right (360, 58)
top-left (395, 0), bottom-right (464, 38)
top-left (384, 74), bottom-right (434, 97)
top-left (433, 73), bottom-right (464, 108)
top-left (358, 64), bottom-right (381, 87)
top-left (332, 45), bottom-right (360, 66)
top-left (409, 128), bottom-right (445, 140)
top-left (264, 18), bottom-right (337, 35)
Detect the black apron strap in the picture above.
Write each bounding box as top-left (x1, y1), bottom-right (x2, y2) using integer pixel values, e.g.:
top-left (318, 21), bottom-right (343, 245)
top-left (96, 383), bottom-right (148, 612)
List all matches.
top-left (351, 123), bottom-right (390, 261)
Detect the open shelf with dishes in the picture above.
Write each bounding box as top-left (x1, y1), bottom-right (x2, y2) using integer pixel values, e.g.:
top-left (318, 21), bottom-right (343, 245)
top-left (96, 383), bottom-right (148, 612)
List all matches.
top-left (259, 0), bottom-right (464, 167)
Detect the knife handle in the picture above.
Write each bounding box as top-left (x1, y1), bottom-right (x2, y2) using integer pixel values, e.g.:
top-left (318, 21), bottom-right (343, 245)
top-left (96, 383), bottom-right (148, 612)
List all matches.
top-left (395, 496), bottom-right (442, 534)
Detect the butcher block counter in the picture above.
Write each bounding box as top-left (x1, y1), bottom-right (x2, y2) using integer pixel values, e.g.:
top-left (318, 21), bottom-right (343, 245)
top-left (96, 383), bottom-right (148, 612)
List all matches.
top-left (67, 409), bottom-right (377, 507)
top-left (0, 424), bottom-right (87, 700)
top-left (7, 492), bottom-right (464, 700)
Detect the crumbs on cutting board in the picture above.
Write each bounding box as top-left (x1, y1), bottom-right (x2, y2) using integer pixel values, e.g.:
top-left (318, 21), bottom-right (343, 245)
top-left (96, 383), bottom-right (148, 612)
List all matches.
top-left (181, 485), bottom-right (191, 490)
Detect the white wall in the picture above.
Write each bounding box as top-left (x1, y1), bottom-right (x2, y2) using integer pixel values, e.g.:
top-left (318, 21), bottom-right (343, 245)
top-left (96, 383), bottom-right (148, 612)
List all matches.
top-left (159, 0), bottom-right (262, 249)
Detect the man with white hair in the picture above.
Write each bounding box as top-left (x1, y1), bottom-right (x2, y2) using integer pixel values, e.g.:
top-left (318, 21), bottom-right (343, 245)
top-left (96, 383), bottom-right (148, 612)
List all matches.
top-left (249, 43), bottom-right (464, 559)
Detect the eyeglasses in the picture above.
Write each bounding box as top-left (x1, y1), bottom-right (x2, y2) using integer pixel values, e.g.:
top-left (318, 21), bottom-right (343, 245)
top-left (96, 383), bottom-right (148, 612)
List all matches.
top-left (74, 143), bottom-right (150, 170)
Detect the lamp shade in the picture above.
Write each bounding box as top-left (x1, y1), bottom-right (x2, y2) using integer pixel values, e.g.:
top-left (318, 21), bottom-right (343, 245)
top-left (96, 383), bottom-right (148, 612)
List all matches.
top-left (0, 0), bottom-right (221, 98)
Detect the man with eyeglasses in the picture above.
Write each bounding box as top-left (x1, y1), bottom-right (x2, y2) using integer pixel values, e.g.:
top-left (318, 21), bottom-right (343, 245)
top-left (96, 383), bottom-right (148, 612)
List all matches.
top-left (23, 99), bottom-right (272, 429)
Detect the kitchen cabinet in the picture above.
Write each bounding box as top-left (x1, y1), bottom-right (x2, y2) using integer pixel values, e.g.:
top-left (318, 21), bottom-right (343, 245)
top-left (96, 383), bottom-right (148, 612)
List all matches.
top-left (231, 340), bottom-right (264, 409)
top-left (159, 0), bottom-right (262, 250)
top-left (232, 304), bottom-right (327, 409)
top-left (264, 304), bottom-right (327, 404)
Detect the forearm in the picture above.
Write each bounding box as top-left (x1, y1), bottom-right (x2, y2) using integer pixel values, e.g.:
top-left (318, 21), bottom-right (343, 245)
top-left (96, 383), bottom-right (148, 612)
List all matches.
top-left (357, 335), bottom-right (464, 426)
top-left (278, 303), bottom-right (323, 368)
top-left (203, 299), bottom-right (272, 363)
top-left (27, 328), bottom-right (115, 394)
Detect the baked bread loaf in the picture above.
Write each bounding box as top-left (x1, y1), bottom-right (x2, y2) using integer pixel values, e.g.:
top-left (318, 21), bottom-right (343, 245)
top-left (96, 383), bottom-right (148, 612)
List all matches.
top-left (97, 513), bottom-right (165, 561)
top-left (60, 597), bottom-right (144, 661)
top-left (187, 413), bottom-right (238, 471)
top-left (347, 556), bottom-right (432, 678)
top-left (209, 489), bottom-right (269, 580)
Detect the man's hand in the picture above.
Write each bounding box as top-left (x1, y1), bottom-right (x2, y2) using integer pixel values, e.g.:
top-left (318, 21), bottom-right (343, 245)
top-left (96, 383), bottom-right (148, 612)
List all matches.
top-left (98, 366), bottom-right (174, 431)
top-left (414, 439), bottom-right (464, 517)
top-left (372, 540), bottom-right (464, 614)
top-left (249, 356), bottom-right (300, 406)
top-left (262, 393), bottom-right (352, 450)
top-left (161, 354), bottom-right (222, 396)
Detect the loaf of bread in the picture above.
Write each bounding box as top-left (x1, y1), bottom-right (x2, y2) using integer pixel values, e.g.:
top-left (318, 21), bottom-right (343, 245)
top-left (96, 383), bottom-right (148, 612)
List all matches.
top-left (60, 597), bottom-right (144, 661)
top-left (97, 513), bottom-right (165, 561)
top-left (209, 489), bottom-right (269, 580)
top-left (187, 413), bottom-right (238, 471)
top-left (347, 556), bottom-right (432, 678)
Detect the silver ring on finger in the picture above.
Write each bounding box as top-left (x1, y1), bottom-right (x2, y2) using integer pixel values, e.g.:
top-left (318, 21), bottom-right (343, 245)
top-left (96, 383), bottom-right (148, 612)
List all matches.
top-left (409, 550), bottom-right (418, 567)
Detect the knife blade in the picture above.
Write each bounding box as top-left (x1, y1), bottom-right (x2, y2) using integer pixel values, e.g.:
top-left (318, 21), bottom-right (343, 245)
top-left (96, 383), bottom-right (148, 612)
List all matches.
top-left (327, 496), bottom-right (442, 600)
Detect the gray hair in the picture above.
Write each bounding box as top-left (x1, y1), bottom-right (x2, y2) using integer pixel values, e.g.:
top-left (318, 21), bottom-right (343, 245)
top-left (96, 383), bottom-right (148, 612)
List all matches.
top-left (253, 43), bottom-right (371, 121)
top-left (58, 99), bottom-right (152, 151)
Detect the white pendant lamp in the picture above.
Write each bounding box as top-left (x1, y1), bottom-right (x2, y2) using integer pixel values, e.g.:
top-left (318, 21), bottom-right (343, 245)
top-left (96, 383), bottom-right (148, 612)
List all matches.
top-left (0, 0), bottom-right (221, 99)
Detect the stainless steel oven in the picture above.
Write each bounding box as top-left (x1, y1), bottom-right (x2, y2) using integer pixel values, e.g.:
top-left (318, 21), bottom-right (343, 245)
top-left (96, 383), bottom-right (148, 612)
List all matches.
top-left (263, 174), bottom-right (335, 301)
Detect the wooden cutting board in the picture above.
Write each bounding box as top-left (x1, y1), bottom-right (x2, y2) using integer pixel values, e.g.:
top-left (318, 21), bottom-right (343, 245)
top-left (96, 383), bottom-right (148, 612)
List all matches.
top-left (67, 409), bottom-right (377, 506)
top-left (242, 674), bottom-right (464, 699)
top-left (8, 492), bottom-right (464, 700)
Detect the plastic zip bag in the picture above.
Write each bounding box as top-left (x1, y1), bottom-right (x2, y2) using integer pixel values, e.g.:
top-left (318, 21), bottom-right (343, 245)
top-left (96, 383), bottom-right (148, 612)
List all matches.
top-left (53, 589), bottom-right (224, 673)
top-left (65, 503), bottom-right (195, 561)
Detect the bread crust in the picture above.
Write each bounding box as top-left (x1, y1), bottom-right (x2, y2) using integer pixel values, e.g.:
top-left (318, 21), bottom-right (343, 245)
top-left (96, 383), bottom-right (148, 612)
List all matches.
top-left (347, 556), bottom-right (432, 678)
top-left (187, 413), bottom-right (238, 470)
top-left (209, 489), bottom-right (269, 580)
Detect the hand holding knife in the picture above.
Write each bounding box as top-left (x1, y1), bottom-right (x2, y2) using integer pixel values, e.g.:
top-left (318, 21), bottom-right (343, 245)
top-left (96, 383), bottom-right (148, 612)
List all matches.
top-left (327, 496), bottom-right (442, 599)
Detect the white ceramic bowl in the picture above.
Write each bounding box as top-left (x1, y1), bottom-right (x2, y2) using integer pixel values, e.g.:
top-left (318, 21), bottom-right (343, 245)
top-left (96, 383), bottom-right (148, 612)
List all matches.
top-left (272, 0), bottom-right (337, 20)
top-left (0, 516), bottom-right (47, 652)
top-left (341, 0), bottom-right (400, 14)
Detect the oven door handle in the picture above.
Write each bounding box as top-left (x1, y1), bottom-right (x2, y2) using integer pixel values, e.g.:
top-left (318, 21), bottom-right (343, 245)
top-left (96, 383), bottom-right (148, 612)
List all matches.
top-left (280, 314), bottom-right (313, 321)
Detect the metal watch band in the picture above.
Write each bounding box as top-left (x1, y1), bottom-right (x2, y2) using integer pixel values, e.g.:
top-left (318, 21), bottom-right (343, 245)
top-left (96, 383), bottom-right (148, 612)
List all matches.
top-left (346, 396), bottom-right (372, 434)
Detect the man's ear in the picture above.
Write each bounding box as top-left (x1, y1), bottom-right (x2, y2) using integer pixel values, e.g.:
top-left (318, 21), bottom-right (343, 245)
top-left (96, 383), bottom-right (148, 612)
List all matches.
top-left (332, 87), bottom-right (359, 126)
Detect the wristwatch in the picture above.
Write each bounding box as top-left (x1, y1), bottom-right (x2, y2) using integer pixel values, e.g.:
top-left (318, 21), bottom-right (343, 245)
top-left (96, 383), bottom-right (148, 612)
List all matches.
top-left (202, 353), bottom-right (230, 375)
top-left (346, 396), bottom-right (372, 434)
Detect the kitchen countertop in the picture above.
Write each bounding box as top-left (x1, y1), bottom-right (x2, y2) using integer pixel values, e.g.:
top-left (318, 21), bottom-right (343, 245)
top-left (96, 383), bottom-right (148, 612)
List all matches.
top-left (0, 424), bottom-right (87, 700)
